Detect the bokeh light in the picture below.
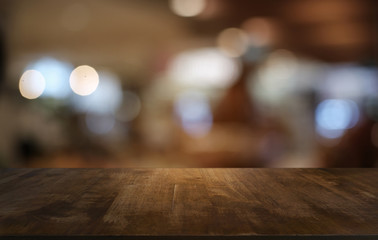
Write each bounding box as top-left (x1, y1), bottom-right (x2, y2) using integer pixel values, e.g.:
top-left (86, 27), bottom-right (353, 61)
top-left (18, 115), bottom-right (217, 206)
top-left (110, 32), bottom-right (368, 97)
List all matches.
top-left (85, 113), bottom-right (116, 135)
top-left (169, 0), bottom-right (206, 17)
top-left (169, 48), bottom-right (240, 88)
top-left (72, 71), bottom-right (123, 114)
top-left (69, 65), bottom-right (99, 96)
top-left (19, 70), bottom-right (46, 99)
top-left (241, 17), bottom-right (277, 47)
top-left (217, 28), bottom-right (249, 58)
top-left (315, 99), bottom-right (359, 139)
top-left (319, 65), bottom-right (378, 100)
top-left (262, 49), bottom-right (298, 81)
top-left (174, 91), bottom-right (212, 138)
top-left (252, 49), bottom-right (298, 105)
top-left (27, 57), bottom-right (73, 99)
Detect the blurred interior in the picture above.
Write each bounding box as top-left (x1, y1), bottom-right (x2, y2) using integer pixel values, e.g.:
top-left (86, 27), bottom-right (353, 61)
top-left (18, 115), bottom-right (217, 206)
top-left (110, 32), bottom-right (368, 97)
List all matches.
top-left (0, 0), bottom-right (377, 168)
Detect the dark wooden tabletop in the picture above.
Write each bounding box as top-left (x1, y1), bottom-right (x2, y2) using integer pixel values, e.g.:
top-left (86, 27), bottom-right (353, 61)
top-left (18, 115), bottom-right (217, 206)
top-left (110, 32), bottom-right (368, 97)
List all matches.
top-left (0, 168), bottom-right (377, 239)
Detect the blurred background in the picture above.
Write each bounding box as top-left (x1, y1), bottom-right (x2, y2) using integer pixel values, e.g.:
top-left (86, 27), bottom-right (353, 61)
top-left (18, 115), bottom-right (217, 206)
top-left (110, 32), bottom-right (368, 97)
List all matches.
top-left (0, 0), bottom-right (377, 168)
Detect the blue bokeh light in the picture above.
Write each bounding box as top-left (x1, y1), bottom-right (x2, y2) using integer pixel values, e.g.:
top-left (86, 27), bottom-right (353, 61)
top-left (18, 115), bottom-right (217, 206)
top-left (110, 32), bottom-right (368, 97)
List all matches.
top-left (72, 71), bottom-right (123, 115)
top-left (27, 57), bottom-right (73, 99)
top-left (174, 91), bottom-right (213, 138)
top-left (315, 99), bottom-right (359, 139)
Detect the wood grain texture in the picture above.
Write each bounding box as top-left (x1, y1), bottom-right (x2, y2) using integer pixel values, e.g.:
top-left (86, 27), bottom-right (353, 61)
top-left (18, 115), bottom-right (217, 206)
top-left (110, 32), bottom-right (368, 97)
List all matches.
top-left (0, 168), bottom-right (377, 237)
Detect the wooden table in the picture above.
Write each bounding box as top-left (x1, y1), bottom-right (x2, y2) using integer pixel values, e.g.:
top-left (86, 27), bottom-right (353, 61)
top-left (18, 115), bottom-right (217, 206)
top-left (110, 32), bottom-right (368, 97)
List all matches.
top-left (0, 168), bottom-right (377, 239)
